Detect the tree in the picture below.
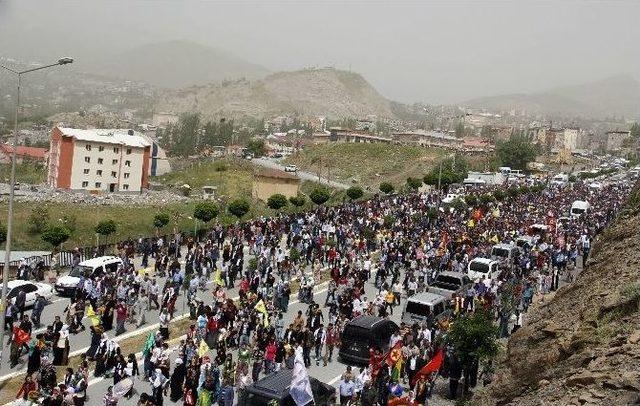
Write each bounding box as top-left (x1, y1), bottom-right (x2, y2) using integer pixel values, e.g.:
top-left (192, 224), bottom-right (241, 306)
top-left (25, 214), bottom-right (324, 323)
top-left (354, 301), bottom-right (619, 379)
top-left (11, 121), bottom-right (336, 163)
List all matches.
top-left (426, 207), bottom-right (439, 220)
top-left (309, 187), bottom-right (331, 205)
top-left (27, 206), bottom-right (49, 234)
top-left (289, 195), bottom-right (306, 207)
top-left (228, 199), bottom-right (250, 218)
top-left (464, 194), bottom-right (478, 207)
top-left (0, 223), bottom-right (6, 245)
top-left (379, 182), bottom-right (394, 194)
top-left (630, 122), bottom-right (640, 138)
top-left (193, 202), bottom-right (220, 223)
top-left (246, 138), bottom-right (266, 157)
top-left (170, 113), bottom-right (201, 157)
top-left (202, 120), bottom-right (219, 147)
top-left (447, 310), bottom-right (500, 395)
top-left (493, 190), bottom-right (506, 201)
top-left (95, 219), bottom-right (117, 244)
top-left (424, 155), bottom-right (468, 188)
top-left (454, 121), bottom-right (466, 138)
top-left (506, 187), bottom-right (520, 198)
top-left (153, 212), bottom-right (170, 232)
top-left (41, 225), bottom-right (71, 248)
top-left (479, 193), bottom-right (496, 206)
top-left (267, 194), bottom-right (288, 210)
top-left (496, 133), bottom-right (538, 171)
top-left (406, 177), bottom-right (423, 191)
top-left (346, 186), bottom-right (364, 201)
top-left (60, 214), bottom-right (77, 234)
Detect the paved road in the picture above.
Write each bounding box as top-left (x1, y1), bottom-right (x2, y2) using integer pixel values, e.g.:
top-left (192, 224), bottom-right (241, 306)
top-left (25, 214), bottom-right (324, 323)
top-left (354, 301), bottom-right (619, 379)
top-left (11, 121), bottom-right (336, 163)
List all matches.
top-left (251, 158), bottom-right (350, 190)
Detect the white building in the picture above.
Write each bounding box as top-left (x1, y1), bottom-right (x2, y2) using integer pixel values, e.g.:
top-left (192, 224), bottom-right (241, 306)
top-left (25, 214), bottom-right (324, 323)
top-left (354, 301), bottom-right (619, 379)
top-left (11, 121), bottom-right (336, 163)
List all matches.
top-left (48, 127), bottom-right (151, 193)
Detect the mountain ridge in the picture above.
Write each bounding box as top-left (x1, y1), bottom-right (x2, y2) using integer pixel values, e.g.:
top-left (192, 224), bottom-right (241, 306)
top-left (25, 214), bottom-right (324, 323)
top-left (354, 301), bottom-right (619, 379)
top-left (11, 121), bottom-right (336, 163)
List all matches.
top-left (462, 74), bottom-right (640, 119)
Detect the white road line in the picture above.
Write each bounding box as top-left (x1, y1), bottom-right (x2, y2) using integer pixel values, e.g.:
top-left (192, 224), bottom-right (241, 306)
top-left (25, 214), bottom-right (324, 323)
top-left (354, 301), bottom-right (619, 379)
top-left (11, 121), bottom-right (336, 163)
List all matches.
top-left (328, 374), bottom-right (342, 385)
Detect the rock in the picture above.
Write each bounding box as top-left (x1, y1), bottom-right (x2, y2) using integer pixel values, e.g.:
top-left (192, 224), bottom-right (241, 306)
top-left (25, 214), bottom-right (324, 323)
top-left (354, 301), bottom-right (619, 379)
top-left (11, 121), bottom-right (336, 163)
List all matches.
top-left (628, 329), bottom-right (640, 344)
top-left (538, 379), bottom-right (550, 387)
top-left (566, 371), bottom-right (609, 387)
top-left (542, 321), bottom-right (564, 337)
top-left (578, 393), bottom-right (598, 405)
top-left (588, 389), bottom-right (606, 399)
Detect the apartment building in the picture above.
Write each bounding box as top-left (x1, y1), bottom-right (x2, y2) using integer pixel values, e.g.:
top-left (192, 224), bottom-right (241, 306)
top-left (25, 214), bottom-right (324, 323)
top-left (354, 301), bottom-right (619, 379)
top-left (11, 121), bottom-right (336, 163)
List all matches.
top-left (48, 127), bottom-right (151, 193)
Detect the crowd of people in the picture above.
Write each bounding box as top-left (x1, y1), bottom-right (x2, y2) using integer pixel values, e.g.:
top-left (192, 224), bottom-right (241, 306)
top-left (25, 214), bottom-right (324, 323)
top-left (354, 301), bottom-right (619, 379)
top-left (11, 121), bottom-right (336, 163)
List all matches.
top-left (4, 174), bottom-right (632, 406)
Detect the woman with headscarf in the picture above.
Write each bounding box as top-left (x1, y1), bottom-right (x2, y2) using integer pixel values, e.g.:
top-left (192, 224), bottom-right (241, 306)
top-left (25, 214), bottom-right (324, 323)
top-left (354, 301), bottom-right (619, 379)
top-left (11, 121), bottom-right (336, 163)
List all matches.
top-left (27, 334), bottom-right (44, 375)
top-left (53, 325), bottom-right (69, 366)
top-left (169, 357), bottom-right (186, 402)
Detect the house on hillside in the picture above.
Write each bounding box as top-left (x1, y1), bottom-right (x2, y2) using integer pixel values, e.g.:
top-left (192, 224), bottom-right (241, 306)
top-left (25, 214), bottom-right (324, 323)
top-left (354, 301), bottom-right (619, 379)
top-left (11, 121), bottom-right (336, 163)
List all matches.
top-left (392, 130), bottom-right (462, 149)
top-left (605, 130), bottom-right (631, 152)
top-left (252, 169), bottom-right (300, 201)
top-left (0, 144), bottom-right (48, 164)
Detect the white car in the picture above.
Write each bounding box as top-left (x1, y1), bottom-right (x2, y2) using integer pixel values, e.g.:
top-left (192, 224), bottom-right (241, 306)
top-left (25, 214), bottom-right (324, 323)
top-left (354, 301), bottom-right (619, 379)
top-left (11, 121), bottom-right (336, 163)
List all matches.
top-left (442, 193), bottom-right (461, 204)
top-left (284, 165), bottom-right (298, 173)
top-left (4, 280), bottom-right (53, 307)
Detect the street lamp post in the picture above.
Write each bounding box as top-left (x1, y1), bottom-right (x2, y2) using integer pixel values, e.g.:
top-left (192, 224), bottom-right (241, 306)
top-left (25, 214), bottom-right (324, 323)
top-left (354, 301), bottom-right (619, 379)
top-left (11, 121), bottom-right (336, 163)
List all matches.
top-left (0, 57), bottom-right (73, 361)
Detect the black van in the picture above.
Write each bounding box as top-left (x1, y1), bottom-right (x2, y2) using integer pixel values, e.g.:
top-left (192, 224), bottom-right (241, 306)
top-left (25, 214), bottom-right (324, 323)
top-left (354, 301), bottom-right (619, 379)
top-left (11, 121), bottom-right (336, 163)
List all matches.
top-left (239, 369), bottom-right (336, 406)
top-left (339, 315), bottom-right (399, 365)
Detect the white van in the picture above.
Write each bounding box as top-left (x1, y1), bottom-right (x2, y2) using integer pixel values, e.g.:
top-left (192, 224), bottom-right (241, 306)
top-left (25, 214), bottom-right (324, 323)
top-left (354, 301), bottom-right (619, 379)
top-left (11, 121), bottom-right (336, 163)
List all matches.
top-left (551, 174), bottom-right (569, 186)
top-left (401, 292), bottom-right (450, 327)
top-left (570, 200), bottom-right (590, 217)
top-left (467, 258), bottom-right (501, 284)
top-left (54, 256), bottom-right (123, 296)
top-left (490, 244), bottom-right (519, 266)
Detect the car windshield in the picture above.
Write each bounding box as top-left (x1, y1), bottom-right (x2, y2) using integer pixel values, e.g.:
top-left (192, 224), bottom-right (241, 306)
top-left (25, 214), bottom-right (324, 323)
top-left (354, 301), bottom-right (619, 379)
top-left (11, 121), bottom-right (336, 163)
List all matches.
top-left (434, 275), bottom-right (462, 288)
top-left (492, 248), bottom-right (509, 258)
top-left (405, 301), bottom-right (431, 316)
top-left (469, 262), bottom-right (490, 274)
top-left (572, 208), bottom-right (586, 215)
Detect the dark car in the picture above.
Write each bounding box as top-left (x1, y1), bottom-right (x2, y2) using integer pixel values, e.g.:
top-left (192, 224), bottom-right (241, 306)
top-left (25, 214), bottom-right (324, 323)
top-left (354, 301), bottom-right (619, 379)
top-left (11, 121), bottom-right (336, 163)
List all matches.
top-left (238, 369), bottom-right (336, 406)
top-left (339, 315), bottom-right (399, 365)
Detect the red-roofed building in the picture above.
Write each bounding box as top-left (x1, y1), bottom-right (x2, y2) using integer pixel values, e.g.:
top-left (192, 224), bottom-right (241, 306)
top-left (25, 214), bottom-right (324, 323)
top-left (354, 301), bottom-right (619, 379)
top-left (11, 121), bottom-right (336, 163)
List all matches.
top-left (0, 144), bottom-right (48, 164)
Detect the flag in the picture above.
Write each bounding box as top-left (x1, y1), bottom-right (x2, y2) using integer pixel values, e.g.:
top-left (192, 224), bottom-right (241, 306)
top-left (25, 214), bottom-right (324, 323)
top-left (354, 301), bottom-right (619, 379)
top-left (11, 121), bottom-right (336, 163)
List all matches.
top-left (411, 348), bottom-right (444, 386)
top-left (254, 299), bottom-right (269, 327)
top-left (13, 327), bottom-right (30, 346)
top-left (385, 341), bottom-right (403, 368)
top-left (86, 305), bottom-right (101, 327)
top-left (290, 348), bottom-right (313, 406)
top-left (213, 269), bottom-right (225, 287)
top-left (142, 333), bottom-right (155, 357)
top-left (198, 340), bottom-right (210, 358)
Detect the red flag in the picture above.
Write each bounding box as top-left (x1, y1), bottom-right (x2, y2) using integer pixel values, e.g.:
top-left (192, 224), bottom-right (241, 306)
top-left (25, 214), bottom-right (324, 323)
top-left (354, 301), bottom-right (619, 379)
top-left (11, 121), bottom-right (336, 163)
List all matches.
top-left (411, 348), bottom-right (444, 386)
top-left (13, 327), bottom-right (30, 346)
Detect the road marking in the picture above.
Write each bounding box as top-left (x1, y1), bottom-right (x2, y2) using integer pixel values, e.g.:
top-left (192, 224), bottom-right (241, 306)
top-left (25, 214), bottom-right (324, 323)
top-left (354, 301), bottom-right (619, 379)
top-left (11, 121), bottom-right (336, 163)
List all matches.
top-left (328, 374), bottom-right (342, 385)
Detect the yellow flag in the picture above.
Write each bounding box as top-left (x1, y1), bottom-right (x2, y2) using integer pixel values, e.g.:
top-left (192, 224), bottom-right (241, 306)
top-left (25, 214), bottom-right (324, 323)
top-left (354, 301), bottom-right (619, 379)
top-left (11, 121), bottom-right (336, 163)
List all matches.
top-left (254, 299), bottom-right (269, 327)
top-left (86, 305), bottom-right (100, 327)
top-left (198, 340), bottom-right (210, 358)
top-left (213, 269), bottom-right (225, 287)
top-left (467, 219), bottom-right (475, 228)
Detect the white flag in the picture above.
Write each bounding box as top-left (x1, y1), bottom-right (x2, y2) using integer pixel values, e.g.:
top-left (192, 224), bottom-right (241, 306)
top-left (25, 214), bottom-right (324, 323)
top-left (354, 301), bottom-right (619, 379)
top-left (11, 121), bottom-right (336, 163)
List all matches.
top-left (289, 347), bottom-right (314, 406)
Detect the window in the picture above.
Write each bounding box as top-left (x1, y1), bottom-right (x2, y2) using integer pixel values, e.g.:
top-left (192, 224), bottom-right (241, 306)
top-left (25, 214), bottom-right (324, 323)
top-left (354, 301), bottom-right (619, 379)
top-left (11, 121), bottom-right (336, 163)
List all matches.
top-left (122, 184), bottom-right (129, 191)
top-left (85, 144), bottom-right (91, 151)
top-left (114, 147), bottom-right (119, 153)
top-left (83, 169), bottom-right (89, 174)
top-left (81, 181), bottom-right (89, 188)
top-left (126, 148), bottom-right (132, 155)
top-left (111, 171), bottom-right (117, 178)
top-left (112, 159), bottom-right (118, 165)
top-left (84, 157), bottom-right (90, 163)
top-left (123, 173), bottom-right (130, 179)
top-left (125, 160), bottom-right (131, 167)
top-left (96, 170), bottom-right (102, 176)
top-left (98, 158), bottom-right (103, 164)
top-left (98, 146), bottom-right (104, 152)
top-left (95, 182), bottom-right (101, 188)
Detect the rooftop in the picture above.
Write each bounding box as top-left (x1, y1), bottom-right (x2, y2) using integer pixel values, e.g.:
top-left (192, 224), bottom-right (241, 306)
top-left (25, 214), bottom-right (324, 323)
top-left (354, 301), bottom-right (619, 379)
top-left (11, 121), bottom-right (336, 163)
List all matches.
top-left (0, 144), bottom-right (47, 160)
top-left (56, 127), bottom-right (151, 148)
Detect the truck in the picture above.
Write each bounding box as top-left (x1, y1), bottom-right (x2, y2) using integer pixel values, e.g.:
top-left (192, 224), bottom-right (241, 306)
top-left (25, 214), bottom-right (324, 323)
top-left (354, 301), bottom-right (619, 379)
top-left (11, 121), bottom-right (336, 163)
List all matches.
top-left (463, 171), bottom-right (505, 186)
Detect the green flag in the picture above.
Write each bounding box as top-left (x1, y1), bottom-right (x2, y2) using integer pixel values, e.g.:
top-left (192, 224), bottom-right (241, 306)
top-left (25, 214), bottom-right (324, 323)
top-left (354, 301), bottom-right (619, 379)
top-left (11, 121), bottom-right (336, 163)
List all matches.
top-left (142, 333), bottom-right (155, 356)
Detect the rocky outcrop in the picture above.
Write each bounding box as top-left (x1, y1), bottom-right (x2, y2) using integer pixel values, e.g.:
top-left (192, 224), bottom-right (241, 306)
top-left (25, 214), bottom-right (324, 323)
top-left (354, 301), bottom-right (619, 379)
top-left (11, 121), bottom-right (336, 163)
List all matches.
top-left (473, 186), bottom-right (640, 406)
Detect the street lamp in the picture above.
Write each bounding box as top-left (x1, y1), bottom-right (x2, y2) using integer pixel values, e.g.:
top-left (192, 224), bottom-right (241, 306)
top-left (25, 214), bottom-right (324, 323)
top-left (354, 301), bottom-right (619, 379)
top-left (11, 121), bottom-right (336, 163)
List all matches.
top-left (0, 57), bottom-right (73, 361)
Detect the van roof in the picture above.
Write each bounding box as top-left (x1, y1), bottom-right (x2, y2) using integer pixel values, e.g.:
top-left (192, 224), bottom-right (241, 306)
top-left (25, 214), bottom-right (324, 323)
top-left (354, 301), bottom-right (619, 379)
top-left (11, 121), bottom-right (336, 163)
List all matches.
top-left (347, 315), bottom-right (392, 329)
top-left (470, 257), bottom-right (497, 265)
top-left (78, 256), bottom-right (121, 268)
top-left (492, 243), bottom-right (514, 250)
top-left (407, 292), bottom-right (447, 304)
top-left (438, 271), bottom-right (465, 278)
top-left (250, 369), bottom-right (295, 397)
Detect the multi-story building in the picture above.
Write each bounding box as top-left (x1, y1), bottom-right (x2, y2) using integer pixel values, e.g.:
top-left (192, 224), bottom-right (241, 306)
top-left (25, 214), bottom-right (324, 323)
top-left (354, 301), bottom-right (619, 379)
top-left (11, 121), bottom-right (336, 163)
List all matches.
top-left (48, 127), bottom-right (151, 193)
top-left (605, 130), bottom-right (631, 152)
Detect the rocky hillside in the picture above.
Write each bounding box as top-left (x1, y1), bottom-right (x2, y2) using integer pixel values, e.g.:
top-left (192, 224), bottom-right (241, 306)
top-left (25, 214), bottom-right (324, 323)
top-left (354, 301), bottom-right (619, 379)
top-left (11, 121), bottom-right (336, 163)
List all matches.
top-left (473, 186), bottom-right (640, 406)
top-left (155, 68), bottom-right (395, 119)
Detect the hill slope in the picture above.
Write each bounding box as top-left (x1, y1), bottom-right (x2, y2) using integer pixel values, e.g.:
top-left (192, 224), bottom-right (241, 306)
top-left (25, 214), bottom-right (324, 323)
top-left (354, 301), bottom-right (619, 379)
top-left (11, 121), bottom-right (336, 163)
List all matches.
top-left (473, 186), bottom-right (640, 406)
top-left (155, 68), bottom-right (396, 119)
top-left (88, 40), bottom-right (269, 89)
top-left (464, 75), bottom-right (640, 119)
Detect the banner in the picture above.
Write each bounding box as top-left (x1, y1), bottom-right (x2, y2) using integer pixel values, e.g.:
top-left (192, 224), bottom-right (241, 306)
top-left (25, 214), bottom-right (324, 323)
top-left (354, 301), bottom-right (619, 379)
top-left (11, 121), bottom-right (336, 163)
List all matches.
top-left (86, 305), bottom-right (101, 327)
top-left (142, 333), bottom-right (155, 357)
top-left (254, 299), bottom-right (269, 327)
top-left (198, 340), bottom-right (210, 358)
top-left (213, 269), bottom-right (225, 287)
top-left (290, 349), bottom-right (313, 406)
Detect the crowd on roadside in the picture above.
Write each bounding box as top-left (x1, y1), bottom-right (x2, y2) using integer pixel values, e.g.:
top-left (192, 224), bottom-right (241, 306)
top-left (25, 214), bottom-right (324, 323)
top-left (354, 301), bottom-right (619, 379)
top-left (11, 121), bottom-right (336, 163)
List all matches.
top-left (4, 175), bottom-right (632, 406)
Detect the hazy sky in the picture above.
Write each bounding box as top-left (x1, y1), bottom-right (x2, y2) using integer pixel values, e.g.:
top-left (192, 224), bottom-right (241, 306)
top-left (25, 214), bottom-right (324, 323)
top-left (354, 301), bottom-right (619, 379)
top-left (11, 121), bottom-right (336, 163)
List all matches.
top-left (1, 0), bottom-right (639, 104)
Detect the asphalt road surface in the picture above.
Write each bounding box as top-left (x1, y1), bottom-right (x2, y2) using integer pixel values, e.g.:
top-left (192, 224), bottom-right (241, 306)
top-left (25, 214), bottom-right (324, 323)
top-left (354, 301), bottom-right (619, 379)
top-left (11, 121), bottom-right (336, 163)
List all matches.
top-left (251, 157), bottom-right (350, 190)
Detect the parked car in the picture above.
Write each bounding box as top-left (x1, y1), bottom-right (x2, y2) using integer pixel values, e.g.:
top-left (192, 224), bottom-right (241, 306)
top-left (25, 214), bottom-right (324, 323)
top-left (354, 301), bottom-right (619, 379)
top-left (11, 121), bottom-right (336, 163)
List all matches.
top-left (490, 243), bottom-right (519, 268)
top-left (3, 280), bottom-right (53, 307)
top-left (55, 256), bottom-right (122, 296)
top-left (284, 164), bottom-right (298, 173)
top-left (339, 315), bottom-right (398, 365)
top-left (238, 369), bottom-right (336, 406)
top-left (427, 271), bottom-right (472, 299)
top-left (467, 258), bottom-right (501, 285)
